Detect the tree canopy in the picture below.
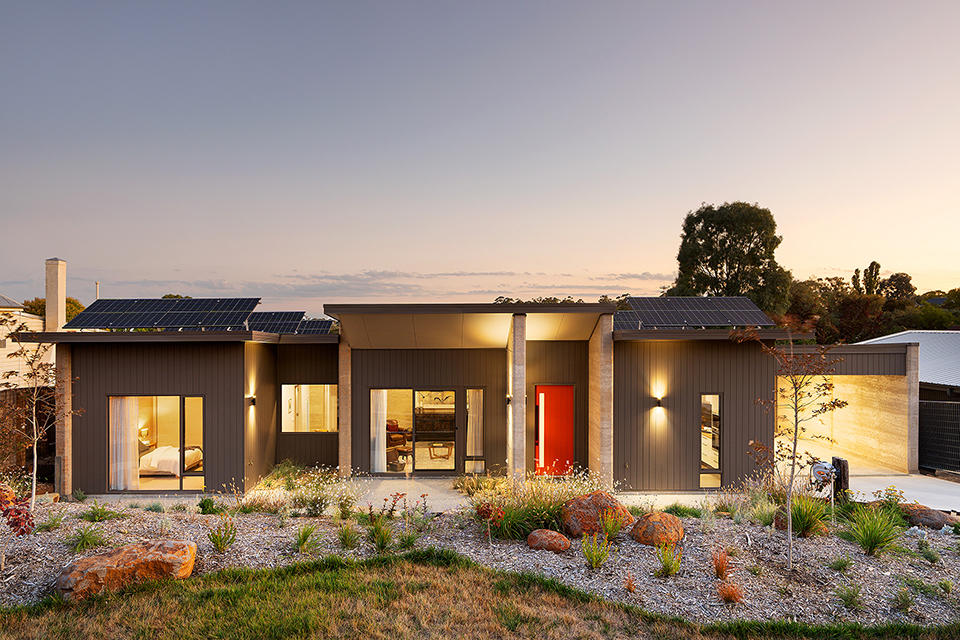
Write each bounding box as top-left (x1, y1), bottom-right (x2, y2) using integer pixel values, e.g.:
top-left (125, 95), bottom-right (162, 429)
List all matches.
top-left (21, 297), bottom-right (85, 322)
top-left (667, 201), bottom-right (791, 315)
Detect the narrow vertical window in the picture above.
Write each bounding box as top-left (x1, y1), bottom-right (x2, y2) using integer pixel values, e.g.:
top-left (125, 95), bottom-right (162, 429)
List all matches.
top-left (700, 394), bottom-right (721, 488)
top-left (465, 389), bottom-right (484, 473)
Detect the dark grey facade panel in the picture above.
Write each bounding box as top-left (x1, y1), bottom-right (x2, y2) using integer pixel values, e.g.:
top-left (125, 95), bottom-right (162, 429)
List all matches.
top-left (350, 349), bottom-right (508, 474)
top-left (276, 433), bottom-right (339, 468)
top-left (614, 340), bottom-right (774, 491)
top-left (277, 344), bottom-right (339, 384)
top-left (525, 341), bottom-right (589, 470)
top-left (70, 342), bottom-right (246, 494)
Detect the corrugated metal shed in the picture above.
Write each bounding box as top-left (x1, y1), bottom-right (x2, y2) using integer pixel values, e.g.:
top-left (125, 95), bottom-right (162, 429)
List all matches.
top-left (857, 330), bottom-right (960, 387)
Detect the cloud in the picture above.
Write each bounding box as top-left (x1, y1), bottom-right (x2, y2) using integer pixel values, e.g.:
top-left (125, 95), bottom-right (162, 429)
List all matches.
top-left (590, 272), bottom-right (675, 281)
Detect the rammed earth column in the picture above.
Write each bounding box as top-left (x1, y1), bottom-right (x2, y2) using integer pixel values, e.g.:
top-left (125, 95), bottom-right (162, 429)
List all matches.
top-left (338, 337), bottom-right (352, 477)
top-left (55, 343), bottom-right (73, 498)
top-left (588, 313), bottom-right (614, 488)
top-left (507, 314), bottom-right (526, 482)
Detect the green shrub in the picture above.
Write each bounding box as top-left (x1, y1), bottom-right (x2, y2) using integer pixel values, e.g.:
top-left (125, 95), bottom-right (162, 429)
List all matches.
top-left (337, 522), bottom-right (360, 549)
top-left (292, 484), bottom-right (331, 517)
top-left (198, 497), bottom-right (223, 515)
top-left (581, 533), bottom-right (610, 569)
top-left (903, 576), bottom-right (937, 597)
top-left (397, 530), bottom-right (419, 550)
top-left (846, 505), bottom-right (902, 556)
top-left (939, 579), bottom-right (953, 594)
top-left (127, 501), bottom-right (142, 509)
top-left (663, 502), bottom-right (701, 518)
top-left (654, 542), bottom-right (682, 577)
top-left (952, 522), bottom-right (960, 536)
top-left (145, 501), bottom-right (165, 513)
top-left (67, 524), bottom-right (108, 552)
top-left (454, 474), bottom-right (503, 497)
top-left (790, 494), bottom-right (827, 538)
top-left (892, 587), bottom-right (914, 613)
top-left (79, 501), bottom-right (127, 523)
top-left (169, 502), bottom-right (188, 513)
top-left (369, 520), bottom-right (393, 554)
top-left (747, 498), bottom-right (778, 527)
top-left (71, 488), bottom-right (87, 502)
top-left (208, 515), bottom-right (237, 553)
top-left (599, 508), bottom-right (628, 538)
top-left (827, 556), bottom-right (851, 572)
top-left (917, 538), bottom-right (940, 564)
top-left (35, 511), bottom-right (65, 532)
top-left (293, 524), bottom-right (318, 554)
top-left (835, 584), bottom-right (862, 611)
top-left (747, 564), bottom-right (761, 576)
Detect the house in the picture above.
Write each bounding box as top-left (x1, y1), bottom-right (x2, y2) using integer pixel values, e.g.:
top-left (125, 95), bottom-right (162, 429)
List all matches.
top-left (856, 330), bottom-right (960, 473)
top-left (23, 267), bottom-right (919, 496)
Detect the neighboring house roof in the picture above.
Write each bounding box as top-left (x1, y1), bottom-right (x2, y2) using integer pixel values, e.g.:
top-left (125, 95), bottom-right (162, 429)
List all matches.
top-left (857, 330), bottom-right (960, 388)
top-left (614, 296), bottom-right (774, 330)
top-left (0, 293), bottom-right (24, 309)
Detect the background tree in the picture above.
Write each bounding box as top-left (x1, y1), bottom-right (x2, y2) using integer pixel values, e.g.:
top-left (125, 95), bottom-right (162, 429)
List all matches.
top-left (0, 314), bottom-right (81, 509)
top-left (597, 293), bottom-right (632, 310)
top-left (20, 297), bottom-right (85, 323)
top-left (667, 201), bottom-right (792, 316)
top-left (879, 272), bottom-right (916, 302)
top-left (851, 261), bottom-right (882, 295)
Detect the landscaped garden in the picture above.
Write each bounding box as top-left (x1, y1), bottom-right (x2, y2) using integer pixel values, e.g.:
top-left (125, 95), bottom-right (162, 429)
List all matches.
top-left (1, 462), bottom-right (959, 638)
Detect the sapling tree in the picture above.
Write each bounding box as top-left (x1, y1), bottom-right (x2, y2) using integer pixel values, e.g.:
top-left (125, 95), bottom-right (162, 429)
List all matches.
top-left (736, 322), bottom-right (847, 572)
top-left (0, 313), bottom-right (79, 510)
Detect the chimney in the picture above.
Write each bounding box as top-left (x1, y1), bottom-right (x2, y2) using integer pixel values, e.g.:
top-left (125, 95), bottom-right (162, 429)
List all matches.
top-left (45, 258), bottom-right (66, 332)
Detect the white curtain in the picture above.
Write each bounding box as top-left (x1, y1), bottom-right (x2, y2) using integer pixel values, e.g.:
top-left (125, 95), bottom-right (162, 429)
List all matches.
top-left (466, 389), bottom-right (483, 457)
top-left (370, 389), bottom-right (388, 473)
top-left (296, 385), bottom-right (310, 432)
top-left (109, 396), bottom-right (140, 490)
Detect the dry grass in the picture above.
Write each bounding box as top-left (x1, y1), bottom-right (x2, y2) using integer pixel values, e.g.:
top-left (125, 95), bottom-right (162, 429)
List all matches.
top-left (0, 550), bottom-right (714, 640)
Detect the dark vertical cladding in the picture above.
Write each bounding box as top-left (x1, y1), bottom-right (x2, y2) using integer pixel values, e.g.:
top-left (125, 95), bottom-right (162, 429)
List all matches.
top-left (244, 343), bottom-right (277, 491)
top-left (351, 349), bottom-right (508, 473)
top-left (70, 342), bottom-right (245, 493)
top-left (525, 341), bottom-right (589, 469)
top-left (275, 343), bottom-right (340, 468)
top-left (614, 339), bottom-right (775, 491)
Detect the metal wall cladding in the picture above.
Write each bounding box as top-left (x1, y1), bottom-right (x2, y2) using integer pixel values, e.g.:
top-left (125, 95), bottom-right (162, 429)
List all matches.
top-left (351, 349), bottom-right (508, 474)
top-left (525, 341), bottom-right (589, 471)
top-left (71, 342), bottom-right (246, 493)
top-left (275, 343), bottom-right (341, 469)
top-left (614, 339), bottom-right (775, 491)
top-left (919, 401), bottom-right (960, 472)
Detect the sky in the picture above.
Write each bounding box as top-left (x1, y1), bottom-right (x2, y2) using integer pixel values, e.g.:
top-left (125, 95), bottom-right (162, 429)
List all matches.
top-left (2, 1), bottom-right (958, 317)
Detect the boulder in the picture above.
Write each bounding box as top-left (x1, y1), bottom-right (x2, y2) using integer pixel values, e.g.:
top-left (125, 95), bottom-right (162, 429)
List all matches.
top-left (629, 511), bottom-right (684, 546)
top-left (36, 492), bottom-right (60, 504)
top-left (561, 491), bottom-right (634, 538)
top-left (527, 529), bottom-right (571, 553)
top-left (900, 503), bottom-right (960, 529)
top-left (56, 540), bottom-right (197, 600)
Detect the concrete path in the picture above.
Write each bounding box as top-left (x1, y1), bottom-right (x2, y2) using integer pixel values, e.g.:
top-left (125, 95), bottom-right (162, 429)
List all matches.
top-left (361, 477), bottom-right (468, 514)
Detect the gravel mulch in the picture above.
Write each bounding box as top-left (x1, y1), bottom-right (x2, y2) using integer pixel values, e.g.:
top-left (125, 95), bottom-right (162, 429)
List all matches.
top-left (2, 499), bottom-right (959, 628)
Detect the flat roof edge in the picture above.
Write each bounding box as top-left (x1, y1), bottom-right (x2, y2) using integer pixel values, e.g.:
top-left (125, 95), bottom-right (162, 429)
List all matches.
top-left (324, 302), bottom-right (616, 317)
top-left (16, 331), bottom-right (282, 344)
top-left (614, 328), bottom-right (800, 341)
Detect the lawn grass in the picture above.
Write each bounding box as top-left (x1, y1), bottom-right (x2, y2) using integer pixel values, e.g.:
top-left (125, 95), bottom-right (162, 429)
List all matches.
top-left (1, 548), bottom-right (957, 640)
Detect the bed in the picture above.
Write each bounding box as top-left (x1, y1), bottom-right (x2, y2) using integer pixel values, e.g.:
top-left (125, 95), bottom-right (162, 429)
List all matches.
top-left (139, 444), bottom-right (203, 477)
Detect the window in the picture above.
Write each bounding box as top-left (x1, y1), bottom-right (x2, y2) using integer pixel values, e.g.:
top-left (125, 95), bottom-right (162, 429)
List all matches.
top-left (280, 384), bottom-right (337, 432)
top-left (700, 394), bottom-right (720, 488)
top-left (109, 396), bottom-right (204, 491)
top-left (465, 389), bottom-right (484, 473)
top-left (370, 389), bottom-right (458, 473)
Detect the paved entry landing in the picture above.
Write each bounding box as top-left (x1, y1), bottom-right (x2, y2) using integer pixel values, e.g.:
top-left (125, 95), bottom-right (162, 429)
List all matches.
top-left (362, 477), bottom-right (468, 514)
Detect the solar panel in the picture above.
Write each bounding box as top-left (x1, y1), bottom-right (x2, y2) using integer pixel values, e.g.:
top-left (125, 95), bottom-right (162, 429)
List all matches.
top-left (64, 298), bottom-right (261, 330)
top-left (297, 319), bottom-right (335, 334)
top-left (618, 297), bottom-right (773, 329)
top-left (247, 311), bottom-right (307, 333)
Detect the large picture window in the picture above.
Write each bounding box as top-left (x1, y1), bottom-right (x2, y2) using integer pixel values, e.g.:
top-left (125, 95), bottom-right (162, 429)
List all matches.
top-left (109, 395), bottom-right (204, 491)
top-left (370, 389), bottom-right (461, 474)
top-left (700, 394), bottom-right (721, 488)
top-left (280, 384), bottom-right (337, 432)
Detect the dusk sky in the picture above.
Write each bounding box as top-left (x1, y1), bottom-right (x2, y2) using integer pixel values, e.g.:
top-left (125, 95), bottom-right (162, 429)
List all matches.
top-left (2, 1), bottom-right (958, 317)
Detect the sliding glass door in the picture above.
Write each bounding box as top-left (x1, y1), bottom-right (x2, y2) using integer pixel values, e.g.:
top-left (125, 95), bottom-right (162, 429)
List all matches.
top-left (109, 395), bottom-right (205, 491)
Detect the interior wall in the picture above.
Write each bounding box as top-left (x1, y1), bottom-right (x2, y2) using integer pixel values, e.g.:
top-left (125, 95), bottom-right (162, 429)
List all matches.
top-left (790, 374), bottom-right (910, 473)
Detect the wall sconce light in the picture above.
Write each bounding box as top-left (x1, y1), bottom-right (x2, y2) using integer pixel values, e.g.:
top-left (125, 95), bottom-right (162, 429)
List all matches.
top-left (248, 396), bottom-right (256, 406)
top-left (656, 398), bottom-right (662, 408)
top-left (506, 395), bottom-right (512, 405)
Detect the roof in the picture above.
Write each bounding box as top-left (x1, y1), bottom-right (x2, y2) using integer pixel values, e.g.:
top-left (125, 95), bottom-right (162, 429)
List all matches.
top-left (614, 297), bottom-right (774, 330)
top-left (324, 302), bottom-right (615, 348)
top-left (857, 330), bottom-right (960, 387)
top-left (0, 293), bottom-right (24, 310)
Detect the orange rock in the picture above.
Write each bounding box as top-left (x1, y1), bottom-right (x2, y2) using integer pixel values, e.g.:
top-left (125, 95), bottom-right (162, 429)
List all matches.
top-left (527, 529), bottom-right (571, 553)
top-left (899, 503), bottom-right (960, 529)
top-left (0, 485), bottom-right (14, 504)
top-left (629, 512), bottom-right (684, 546)
top-left (56, 540), bottom-right (197, 600)
top-left (561, 491), bottom-right (635, 538)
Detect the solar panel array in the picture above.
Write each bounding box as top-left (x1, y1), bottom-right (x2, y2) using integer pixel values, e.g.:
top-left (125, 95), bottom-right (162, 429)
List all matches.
top-left (64, 299), bottom-right (338, 334)
top-left (614, 297), bottom-right (774, 330)
top-left (246, 311), bottom-right (307, 334)
top-left (64, 298), bottom-right (261, 330)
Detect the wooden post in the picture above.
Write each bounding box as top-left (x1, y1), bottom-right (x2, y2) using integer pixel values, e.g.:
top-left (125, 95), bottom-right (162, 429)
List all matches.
top-left (832, 456), bottom-right (849, 502)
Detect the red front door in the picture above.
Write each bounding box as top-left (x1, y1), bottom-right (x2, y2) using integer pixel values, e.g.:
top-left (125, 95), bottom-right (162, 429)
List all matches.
top-left (535, 385), bottom-right (574, 475)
